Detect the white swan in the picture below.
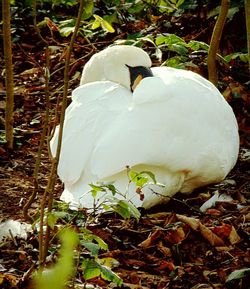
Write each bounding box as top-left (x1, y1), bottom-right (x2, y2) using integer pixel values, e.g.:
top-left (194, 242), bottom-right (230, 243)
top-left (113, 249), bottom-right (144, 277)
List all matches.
top-left (50, 45), bottom-right (239, 209)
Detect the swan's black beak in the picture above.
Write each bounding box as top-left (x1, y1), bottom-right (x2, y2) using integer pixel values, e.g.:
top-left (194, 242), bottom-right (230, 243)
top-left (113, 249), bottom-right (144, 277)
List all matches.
top-left (126, 65), bottom-right (153, 92)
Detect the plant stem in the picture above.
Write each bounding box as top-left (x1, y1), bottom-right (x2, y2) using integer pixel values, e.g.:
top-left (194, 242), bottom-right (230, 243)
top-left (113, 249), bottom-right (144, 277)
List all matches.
top-left (41, 0), bottom-right (85, 264)
top-left (2, 0), bottom-right (14, 149)
top-left (245, 0), bottom-right (250, 74)
top-left (207, 0), bottom-right (230, 85)
top-left (24, 1), bottom-right (51, 222)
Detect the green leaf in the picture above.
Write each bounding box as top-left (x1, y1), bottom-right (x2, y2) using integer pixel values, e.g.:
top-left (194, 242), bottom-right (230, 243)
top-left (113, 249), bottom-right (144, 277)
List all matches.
top-left (91, 19), bottom-right (101, 30)
top-left (187, 40), bottom-right (209, 52)
top-left (80, 228), bottom-right (108, 251)
top-left (176, 0), bottom-right (185, 7)
top-left (89, 184), bottom-right (105, 192)
top-left (129, 170), bottom-right (147, 187)
top-left (59, 26), bottom-right (75, 37)
top-left (82, 259), bottom-right (101, 280)
top-left (155, 47), bottom-right (163, 60)
top-left (136, 176), bottom-right (148, 187)
top-left (37, 18), bottom-right (48, 28)
top-left (112, 201), bottom-right (131, 219)
top-left (129, 170), bottom-right (157, 187)
top-left (120, 200), bottom-right (141, 220)
top-left (128, 3), bottom-right (145, 14)
top-left (156, 35), bottom-right (168, 46)
top-left (226, 268), bottom-right (250, 282)
top-left (47, 211), bottom-right (67, 229)
top-left (92, 235), bottom-right (109, 251)
top-left (81, 259), bottom-right (123, 285)
top-left (82, 0), bottom-right (94, 20)
top-left (52, 0), bottom-right (78, 6)
top-left (172, 43), bottom-right (188, 55)
top-left (140, 171), bottom-right (157, 184)
top-left (111, 199), bottom-right (141, 220)
top-left (103, 204), bottom-right (111, 211)
top-left (103, 11), bottom-right (120, 25)
top-left (162, 55), bottom-right (188, 68)
top-left (101, 20), bottom-right (115, 33)
top-left (34, 229), bottom-right (78, 289)
top-left (100, 264), bottom-right (123, 285)
top-left (47, 214), bottom-right (58, 229)
top-left (239, 54), bottom-right (248, 63)
top-left (158, 0), bottom-right (175, 13)
top-left (138, 36), bottom-right (155, 46)
top-left (93, 14), bottom-right (115, 33)
top-left (227, 7), bottom-right (240, 21)
top-left (89, 183), bottom-right (105, 198)
top-left (208, 6), bottom-right (240, 21)
top-left (89, 182), bottom-right (118, 198)
top-left (99, 257), bottom-right (119, 268)
top-left (224, 52), bottom-right (248, 63)
top-left (163, 34), bottom-right (186, 45)
top-left (105, 183), bottom-right (119, 196)
top-left (82, 241), bottom-right (100, 256)
top-left (58, 19), bottom-right (75, 27)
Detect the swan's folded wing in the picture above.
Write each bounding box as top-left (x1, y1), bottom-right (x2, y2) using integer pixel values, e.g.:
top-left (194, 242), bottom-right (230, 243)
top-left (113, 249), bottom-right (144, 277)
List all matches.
top-left (50, 81), bottom-right (131, 185)
top-left (91, 75), bottom-right (239, 180)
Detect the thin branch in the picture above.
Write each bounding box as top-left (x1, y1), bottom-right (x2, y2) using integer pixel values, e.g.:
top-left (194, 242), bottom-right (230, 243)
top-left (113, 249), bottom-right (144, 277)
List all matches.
top-left (23, 50), bottom-right (51, 222)
top-left (3, 0), bottom-right (14, 149)
top-left (207, 0), bottom-right (230, 85)
top-left (23, 0), bottom-right (51, 222)
top-left (40, 0), bottom-right (85, 264)
top-left (32, 0), bottom-right (48, 46)
top-left (245, 0), bottom-right (250, 74)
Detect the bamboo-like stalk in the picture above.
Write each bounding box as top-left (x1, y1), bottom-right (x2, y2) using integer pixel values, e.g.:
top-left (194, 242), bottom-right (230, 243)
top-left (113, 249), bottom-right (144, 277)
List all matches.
top-left (2, 0), bottom-right (14, 149)
top-left (207, 0), bottom-right (230, 85)
top-left (39, 0), bottom-right (85, 265)
top-left (245, 0), bottom-right (250, 73)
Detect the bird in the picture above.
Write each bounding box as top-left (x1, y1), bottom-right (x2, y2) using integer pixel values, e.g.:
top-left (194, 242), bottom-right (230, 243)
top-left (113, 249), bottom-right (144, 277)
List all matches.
top-left (50, 45), bottom-right (239, 210)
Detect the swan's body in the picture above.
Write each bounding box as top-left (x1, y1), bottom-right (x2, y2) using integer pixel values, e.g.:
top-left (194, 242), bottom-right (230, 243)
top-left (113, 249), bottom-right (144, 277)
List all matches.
top-left (50, 45), bottom-right (239, 209)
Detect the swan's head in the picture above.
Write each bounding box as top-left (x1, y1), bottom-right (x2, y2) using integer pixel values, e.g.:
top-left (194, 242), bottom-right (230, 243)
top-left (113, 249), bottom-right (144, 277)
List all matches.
top-left (80, 45), bottom-right (153, 91)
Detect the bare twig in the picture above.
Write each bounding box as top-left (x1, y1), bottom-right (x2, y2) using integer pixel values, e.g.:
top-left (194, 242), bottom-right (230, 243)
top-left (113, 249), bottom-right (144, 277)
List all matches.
top-left (245, 0), bottom-right (250, 74)
top-left (2, 0), bottom-right (14, 149)
top-left (23, 50), bottom-right (51, 222)
top-left (40, 0), bottom-right (85, 265)
top-left (32, 0), bottom-right (48, 46)
top-left (23, 0), bottom-right (51, 222)
top-left (207, 0), bottom-right (230, 85)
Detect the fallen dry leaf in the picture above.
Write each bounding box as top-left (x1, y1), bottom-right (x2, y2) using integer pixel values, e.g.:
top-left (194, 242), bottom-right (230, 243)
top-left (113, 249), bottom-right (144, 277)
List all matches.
top-left (212, 224), bottom-right (241, 244)
top-left (139, 229), bottom-right (163, 248)
top-left (199, 223), bottom-right (225, 246)
top-left (215, 246), bottom-right (233, 252)
top-left (164, 226), bottom-right (186, 244)
top-left (157, 241), bottom-right (171, 257)
top-left (229, 225), bottom-right (241, 244)
top-left (155, 260), bottom-right (175, 272)
top-left (212, 223), bottom-right (232, 239)
top-left (176, 214), bottom-right (200, 231)
top-left (205, 209), bottom-right (222, 216)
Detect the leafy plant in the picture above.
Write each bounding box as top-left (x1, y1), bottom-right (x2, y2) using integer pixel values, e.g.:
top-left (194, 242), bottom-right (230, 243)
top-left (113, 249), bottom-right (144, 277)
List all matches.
top-left (82, 258), bottom-right (122, 285)
top-left (226, 268), bottom-right (250, 282)
top-left (116, 32), bottom-right (248, 69)
top-left (224, 52), bottom-right (248, 63)
top-left (89, 181), bottom-right (141, 220)
top-left (77, 227), bottom-right (122, 284)
top-left (34, 228), bottom-right (79, 289)
top-left (87, 169), bottom-right (165, 220)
